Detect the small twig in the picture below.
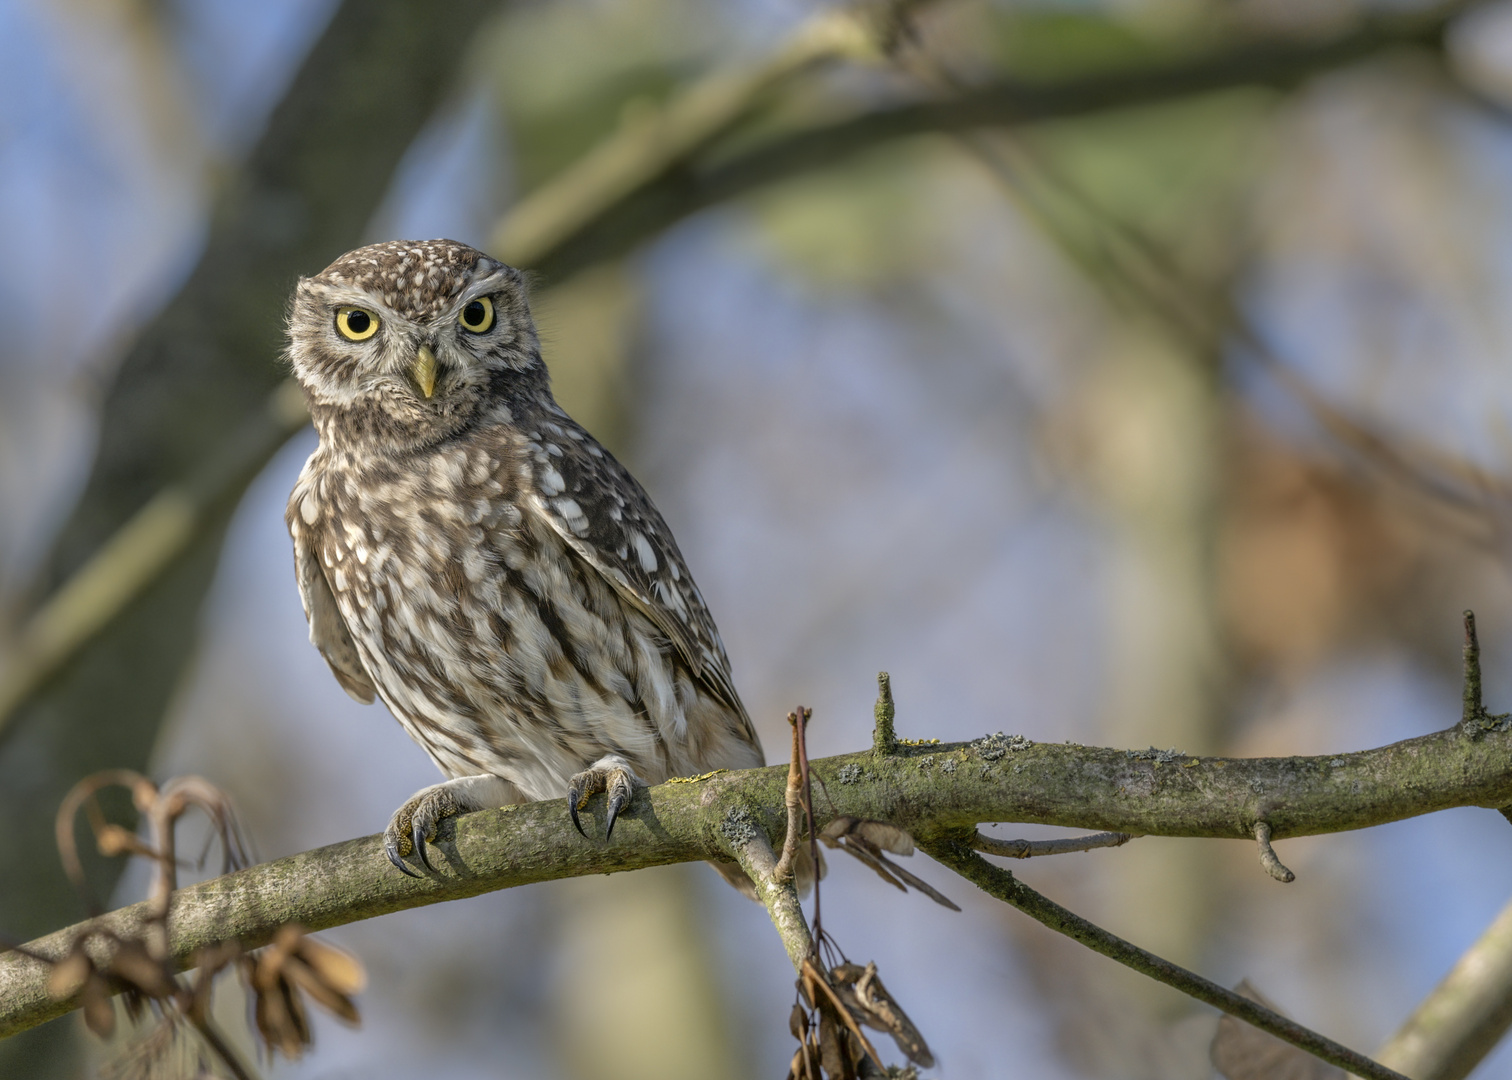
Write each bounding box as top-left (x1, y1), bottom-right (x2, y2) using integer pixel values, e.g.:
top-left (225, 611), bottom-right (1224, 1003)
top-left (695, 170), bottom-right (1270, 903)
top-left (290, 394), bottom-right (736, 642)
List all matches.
top-left (1465, 610), bottom-right (1484, 727)
top-left (923, 838), bottom-right (1410, 1080)
top-left (972, 830), bottom-right (1134, 859)
top-left (773, 711), bottom-right (808, 884)
top-left (188, 1013), bottom-right (259, 1080)
top-left (1254, 822), bottom-right (1296, 884)
top-left (872, 672), bottom-right (897, 757)
top-left (793, 705), bottom-right (819, 941)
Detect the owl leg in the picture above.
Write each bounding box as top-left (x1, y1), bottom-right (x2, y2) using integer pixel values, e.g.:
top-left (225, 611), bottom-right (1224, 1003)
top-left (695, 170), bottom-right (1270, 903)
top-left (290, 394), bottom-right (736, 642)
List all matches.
top-left (383, 774), bottom-right (521, 876)
top-left (566, 754), bottom-right (642, 839)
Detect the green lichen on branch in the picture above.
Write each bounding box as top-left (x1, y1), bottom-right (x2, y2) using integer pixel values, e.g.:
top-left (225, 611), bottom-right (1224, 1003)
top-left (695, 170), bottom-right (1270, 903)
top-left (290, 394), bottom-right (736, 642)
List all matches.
top-left (873, 671), bottom-right (898, 757)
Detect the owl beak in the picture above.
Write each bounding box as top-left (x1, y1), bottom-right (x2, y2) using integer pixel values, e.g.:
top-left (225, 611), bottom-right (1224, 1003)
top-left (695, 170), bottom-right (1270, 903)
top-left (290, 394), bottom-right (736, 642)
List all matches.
top-left (411, 344), bottom-right (438, 399)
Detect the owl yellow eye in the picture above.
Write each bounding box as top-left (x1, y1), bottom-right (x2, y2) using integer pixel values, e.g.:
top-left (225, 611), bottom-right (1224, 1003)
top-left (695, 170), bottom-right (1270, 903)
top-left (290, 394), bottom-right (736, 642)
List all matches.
top-left (335, 307), bottom-right (379, 341)
top-left (459, 296), bottom-right (494, 333)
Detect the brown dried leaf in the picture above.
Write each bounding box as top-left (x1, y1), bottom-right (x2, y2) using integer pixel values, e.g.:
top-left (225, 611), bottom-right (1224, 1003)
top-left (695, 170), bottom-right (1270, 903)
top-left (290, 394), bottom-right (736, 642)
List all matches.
top-left (80, 976), bottom-right (116, 1039)
top-left (254, 978), bottom-right (311, 1059)
top-left (802, 957), bottom-right (883, 1073)
top-left (844, 962), bottom-right (935, 1068)
top-left (284, 955), bottom-right (360, 1024)
top-left (791, 1002), bottom-right (810, 1042)
top-left (819, 817), bottom-right (858, 844)
top-left (1211, 980), bottom-right (1344, 1080)
top-left (852, 821), bottom-right (913, 856)
top-left (864, 852), bottom-right (960, 912)
top-left (47, 950), bottom-right (92, 1000)
top-left (295, 933), bottom-right (366, 996)
top-left (818, 1007), bottom-right (859, 1080)
top-left (836, 838), bottom-right (909, 893)
top-left (107, 939), bottom-right (177, 998)
top-left (820, 819), bottom-right (959, 909)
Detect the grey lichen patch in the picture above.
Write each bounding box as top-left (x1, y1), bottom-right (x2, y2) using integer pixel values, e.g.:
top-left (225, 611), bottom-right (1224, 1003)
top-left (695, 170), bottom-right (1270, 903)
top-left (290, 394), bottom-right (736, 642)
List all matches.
top-left (917, 755), bottom-right (935, 770)
top-left (941, 758), bottom-right (957, 774)
top-left (1127, 747), bottom-right (1186, 765)
top-left (720, 805), bottom-right (760, 847)
top-left (1465, 708), bottom-right (1512, 738)
top-left (973, 732), bottom-right (1031, 761)
top-left (1328, 758), bottom-right (1346, 768)
top-left (837, 764), bottom-right (865, 784)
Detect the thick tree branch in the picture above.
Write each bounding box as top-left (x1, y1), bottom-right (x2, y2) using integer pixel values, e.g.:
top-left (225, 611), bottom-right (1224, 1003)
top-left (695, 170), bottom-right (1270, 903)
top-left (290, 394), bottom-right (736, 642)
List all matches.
top-left (6, 717), bottom-right (1512, 1039)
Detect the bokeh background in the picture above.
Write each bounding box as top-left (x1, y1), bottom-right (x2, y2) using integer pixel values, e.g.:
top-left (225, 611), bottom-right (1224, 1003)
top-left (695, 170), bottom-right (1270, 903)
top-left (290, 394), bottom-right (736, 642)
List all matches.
top-left (4, 0), bottom-right (1512, 1076)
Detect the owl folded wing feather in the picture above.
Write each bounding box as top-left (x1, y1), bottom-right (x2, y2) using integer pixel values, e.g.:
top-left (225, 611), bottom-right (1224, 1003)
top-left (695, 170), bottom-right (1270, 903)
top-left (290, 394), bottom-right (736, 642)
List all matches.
top-left (292, 526), bottom-right (377, 704)
top-left (524, 421), bottom-right (746, 719)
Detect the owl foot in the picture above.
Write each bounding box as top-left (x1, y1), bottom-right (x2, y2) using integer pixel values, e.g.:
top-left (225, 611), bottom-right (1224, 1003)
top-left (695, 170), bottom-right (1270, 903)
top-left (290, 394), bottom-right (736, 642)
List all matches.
top-left (567, 755), bottom-right (642, 839)
top-left (383, 774), bottom-right (522, 876)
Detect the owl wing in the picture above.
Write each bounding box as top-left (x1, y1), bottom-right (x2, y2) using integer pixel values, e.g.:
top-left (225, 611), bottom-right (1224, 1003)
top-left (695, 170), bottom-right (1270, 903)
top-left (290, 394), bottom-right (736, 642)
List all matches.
top-left (291, 520), bottom-right (377, 705)
top-left (524, 420), bottom-right (746, 718)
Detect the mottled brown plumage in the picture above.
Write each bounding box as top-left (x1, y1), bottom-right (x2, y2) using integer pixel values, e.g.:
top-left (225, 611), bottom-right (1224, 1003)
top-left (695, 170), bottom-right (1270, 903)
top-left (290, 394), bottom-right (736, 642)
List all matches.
top-left (284, 239), bottom-right (764, 878)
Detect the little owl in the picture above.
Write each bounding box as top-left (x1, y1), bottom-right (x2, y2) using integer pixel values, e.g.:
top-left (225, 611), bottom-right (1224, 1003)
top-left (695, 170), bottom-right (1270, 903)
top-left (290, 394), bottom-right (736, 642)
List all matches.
top-left (284, 238), bottom-right (765, 889)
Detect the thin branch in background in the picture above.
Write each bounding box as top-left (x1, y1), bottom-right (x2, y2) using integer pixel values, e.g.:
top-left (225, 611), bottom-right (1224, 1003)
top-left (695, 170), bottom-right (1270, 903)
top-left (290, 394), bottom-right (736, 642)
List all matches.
top-left (893, 10), bottom-right (1512, 550)
top-left (1253, 822), bottom-right (1296, 884)
top-left (923, 838), bottom-right (1409, 1080)
top-left (490, 0), bottom-right (932, 270)
top-left (1376, 892), bottom-right (1512, 1080)
top-left (971, 830), bottom-right (1134, 859)
top-left (0, 385), bottom-right (309, 743)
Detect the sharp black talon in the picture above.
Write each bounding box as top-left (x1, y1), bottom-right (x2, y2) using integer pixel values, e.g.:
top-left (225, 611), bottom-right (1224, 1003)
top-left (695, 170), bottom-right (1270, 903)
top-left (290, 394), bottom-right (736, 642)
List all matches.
top-left (386, 840), bottom-right (421, 878)
top-left (569, 797), bottom-right (587, 838)
top-left (413, 823), bottom-right (436, 873)
top-left (605, 791), bottom-right (628, 839)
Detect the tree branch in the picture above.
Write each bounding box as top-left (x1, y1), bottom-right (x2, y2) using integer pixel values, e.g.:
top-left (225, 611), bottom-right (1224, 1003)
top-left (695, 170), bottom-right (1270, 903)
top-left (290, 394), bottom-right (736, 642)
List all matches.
top-left (920, 837), bottom-right (1409, 1080)
top-left (725, 810), bottom-right (813, 970)
top-left (6, 715), bottom-right (1512, 1040)
top-left (1376, 894), bottom-right (1512, 1080)
top-left (527, 1), bottom-right (1474, 280)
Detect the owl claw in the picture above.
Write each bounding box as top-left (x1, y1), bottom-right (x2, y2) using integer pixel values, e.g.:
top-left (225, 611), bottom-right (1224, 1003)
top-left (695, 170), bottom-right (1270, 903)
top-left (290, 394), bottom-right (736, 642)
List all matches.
top-left (385, 836), bottom-right (422, 877)
top-left (412, 821), bottom-right (438, 873)
top-left (383, 781), bottom-right (471, 875)
top-left (566, 756), bottom-right (642, 839)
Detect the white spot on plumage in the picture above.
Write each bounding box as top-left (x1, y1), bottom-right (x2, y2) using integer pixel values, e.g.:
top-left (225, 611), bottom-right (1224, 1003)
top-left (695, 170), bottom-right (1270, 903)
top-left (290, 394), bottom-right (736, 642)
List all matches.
top-left (632, 532), bottom-right (658, 573)
top-left (540, 465), bottom-right (566, 496)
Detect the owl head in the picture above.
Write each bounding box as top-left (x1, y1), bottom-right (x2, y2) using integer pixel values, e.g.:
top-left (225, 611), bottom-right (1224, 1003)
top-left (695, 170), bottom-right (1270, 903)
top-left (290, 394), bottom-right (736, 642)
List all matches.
top-left (287, 239), bottom-right (543, 450)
